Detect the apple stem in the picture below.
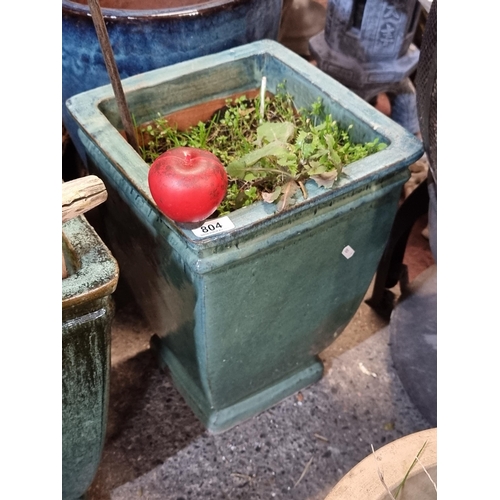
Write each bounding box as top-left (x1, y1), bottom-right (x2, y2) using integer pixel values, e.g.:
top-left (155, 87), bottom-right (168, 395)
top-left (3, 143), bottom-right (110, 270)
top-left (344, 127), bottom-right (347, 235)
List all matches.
top-left (259, 76), bottom-right (267, 124)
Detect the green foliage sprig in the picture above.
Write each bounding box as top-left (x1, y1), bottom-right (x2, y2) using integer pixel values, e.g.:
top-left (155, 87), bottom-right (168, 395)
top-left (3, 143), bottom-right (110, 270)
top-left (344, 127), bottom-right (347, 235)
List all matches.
top-left (139, 82), bottom-right (386, 215)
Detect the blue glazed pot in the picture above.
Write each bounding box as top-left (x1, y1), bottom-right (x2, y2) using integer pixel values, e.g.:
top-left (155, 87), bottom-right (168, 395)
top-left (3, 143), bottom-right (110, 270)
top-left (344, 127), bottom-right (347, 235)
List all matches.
top-left (62, 0), bottom-right (284, 162)
top-left (66, 40), bottom-right (423, 433)
top-left (62, 215), bottom-right (119, 500)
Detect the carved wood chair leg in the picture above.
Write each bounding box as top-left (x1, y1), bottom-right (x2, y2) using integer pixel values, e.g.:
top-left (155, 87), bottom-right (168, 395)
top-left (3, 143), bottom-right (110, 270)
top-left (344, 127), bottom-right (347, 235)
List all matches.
top-left (365, 181), bottom-right (430, 318)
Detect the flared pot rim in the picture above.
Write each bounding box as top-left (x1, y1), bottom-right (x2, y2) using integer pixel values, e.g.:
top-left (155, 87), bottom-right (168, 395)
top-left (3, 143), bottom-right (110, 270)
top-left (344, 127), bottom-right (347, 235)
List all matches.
top-left (62, 0), bottom-right (253, 19)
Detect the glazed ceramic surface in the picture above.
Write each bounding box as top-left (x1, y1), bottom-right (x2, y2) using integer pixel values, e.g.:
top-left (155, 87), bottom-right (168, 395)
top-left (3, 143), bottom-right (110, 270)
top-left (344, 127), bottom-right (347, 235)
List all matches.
top-left (62, 216), bottom-right (119, 499)
top-left (67, 40), bottom-right (423, 433)
top-left (62, 0), bottom-right (283, 161)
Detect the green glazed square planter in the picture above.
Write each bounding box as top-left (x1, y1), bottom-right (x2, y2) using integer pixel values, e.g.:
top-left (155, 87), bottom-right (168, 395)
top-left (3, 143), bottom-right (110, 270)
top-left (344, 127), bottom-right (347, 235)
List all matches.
top-left (66, 40), bottom-right (423, 433)
top-left (62, 215), bottom-right (119, 499)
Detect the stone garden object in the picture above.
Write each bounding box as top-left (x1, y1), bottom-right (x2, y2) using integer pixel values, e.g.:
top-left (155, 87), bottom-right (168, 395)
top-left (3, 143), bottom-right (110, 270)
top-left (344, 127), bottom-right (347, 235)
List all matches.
top-left (309, 0), bottom-right (422, 133)
top-left (62, 178), bottom-right (119, 499)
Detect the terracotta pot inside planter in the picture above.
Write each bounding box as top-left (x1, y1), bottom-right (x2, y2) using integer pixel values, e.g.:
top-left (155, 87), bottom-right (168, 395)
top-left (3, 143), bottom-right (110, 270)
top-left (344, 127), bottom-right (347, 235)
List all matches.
top-left (136, 89), bottom-right (264, 141)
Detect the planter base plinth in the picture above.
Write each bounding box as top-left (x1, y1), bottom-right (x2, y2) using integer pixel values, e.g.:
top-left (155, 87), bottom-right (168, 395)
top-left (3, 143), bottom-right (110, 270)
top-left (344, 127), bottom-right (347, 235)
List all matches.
top-left (153, 335), bottom-right (323, 434)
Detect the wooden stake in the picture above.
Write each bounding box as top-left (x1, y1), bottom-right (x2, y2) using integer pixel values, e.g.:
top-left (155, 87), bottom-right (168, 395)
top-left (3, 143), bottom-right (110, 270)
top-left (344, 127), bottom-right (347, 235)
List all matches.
top-left (62, 175), bottom-right (108, 223)
top-left (87, 0), bottom-right (140, 152)
top-left (62, 176), bottom-right (109, 279)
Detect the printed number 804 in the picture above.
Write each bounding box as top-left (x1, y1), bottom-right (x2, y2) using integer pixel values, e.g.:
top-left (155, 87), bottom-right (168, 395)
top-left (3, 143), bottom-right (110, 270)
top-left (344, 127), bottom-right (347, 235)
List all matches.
top-left (201, 222), bottom-right (223, 233)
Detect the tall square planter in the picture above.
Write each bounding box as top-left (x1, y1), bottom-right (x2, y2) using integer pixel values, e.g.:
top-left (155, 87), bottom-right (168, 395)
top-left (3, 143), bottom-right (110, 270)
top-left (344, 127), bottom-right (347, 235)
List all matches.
top-left (62, 216), bottom-right (119, 499)
top-left (66, 40), bottom-right (423, 433)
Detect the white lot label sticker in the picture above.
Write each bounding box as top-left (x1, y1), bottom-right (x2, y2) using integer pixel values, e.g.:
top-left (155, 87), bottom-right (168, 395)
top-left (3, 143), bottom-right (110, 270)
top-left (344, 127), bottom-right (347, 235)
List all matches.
top-left (342, 245), bottom-right (355, 259)
top-left (192, 216), bottom-right (235, 237)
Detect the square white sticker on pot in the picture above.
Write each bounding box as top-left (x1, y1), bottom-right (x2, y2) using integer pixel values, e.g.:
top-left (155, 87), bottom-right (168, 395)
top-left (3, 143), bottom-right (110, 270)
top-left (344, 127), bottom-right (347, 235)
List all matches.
top-left (342, 245), bottom-right (355, 259)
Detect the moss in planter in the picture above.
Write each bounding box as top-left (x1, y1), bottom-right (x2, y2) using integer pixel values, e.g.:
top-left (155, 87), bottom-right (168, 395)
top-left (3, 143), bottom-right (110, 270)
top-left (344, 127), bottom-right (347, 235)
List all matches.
top-left (137, 83), bottom-right (387, 215)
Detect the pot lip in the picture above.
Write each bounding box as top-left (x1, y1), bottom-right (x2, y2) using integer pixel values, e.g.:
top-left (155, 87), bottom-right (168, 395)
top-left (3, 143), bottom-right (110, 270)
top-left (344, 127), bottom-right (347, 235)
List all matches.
top-left (324, 428), bottom-right (437, 500)
top-left (66, 40), bottom-right (424, 251)
top-left (62, 0), bottom-right (249, 20)
top-left (62, 216), bottom-right (119, 310)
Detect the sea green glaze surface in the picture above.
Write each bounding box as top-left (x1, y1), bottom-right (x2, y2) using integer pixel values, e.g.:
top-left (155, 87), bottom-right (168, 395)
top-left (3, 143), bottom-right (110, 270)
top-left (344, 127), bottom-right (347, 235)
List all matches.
top-left (62, 216), bottom-right (118, 499)
top-left (66, 40), bottom-right (423, 433)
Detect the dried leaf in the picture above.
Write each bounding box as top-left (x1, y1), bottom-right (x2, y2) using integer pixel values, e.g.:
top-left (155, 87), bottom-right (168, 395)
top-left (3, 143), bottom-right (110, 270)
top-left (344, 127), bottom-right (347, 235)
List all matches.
top-left (277, 180), bottom-right (299, 212)
top-left (298, 181), bottom-right (307, 199)
top-left (262, 186), bottom-right (282, 203)
top-left (311, 170), bottom-right (339, 188)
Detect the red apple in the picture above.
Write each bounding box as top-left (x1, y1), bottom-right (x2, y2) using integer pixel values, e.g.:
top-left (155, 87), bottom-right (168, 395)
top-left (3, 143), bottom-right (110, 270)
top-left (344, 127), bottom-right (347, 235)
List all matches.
top-left (148, 147), bottom-right (228, 223)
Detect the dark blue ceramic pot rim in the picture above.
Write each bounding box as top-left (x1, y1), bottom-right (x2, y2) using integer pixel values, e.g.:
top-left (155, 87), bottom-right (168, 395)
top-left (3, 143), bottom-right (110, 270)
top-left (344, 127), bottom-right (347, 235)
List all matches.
top-left (62, 0), bottom-right (249, 19)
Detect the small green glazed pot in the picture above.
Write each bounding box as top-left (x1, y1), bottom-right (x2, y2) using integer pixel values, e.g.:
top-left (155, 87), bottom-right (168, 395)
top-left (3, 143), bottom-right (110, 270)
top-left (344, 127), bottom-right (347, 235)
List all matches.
top-left (62, 216), bottom-right (119, 500)
top-left (66, 40), bottom-right (423, 433)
